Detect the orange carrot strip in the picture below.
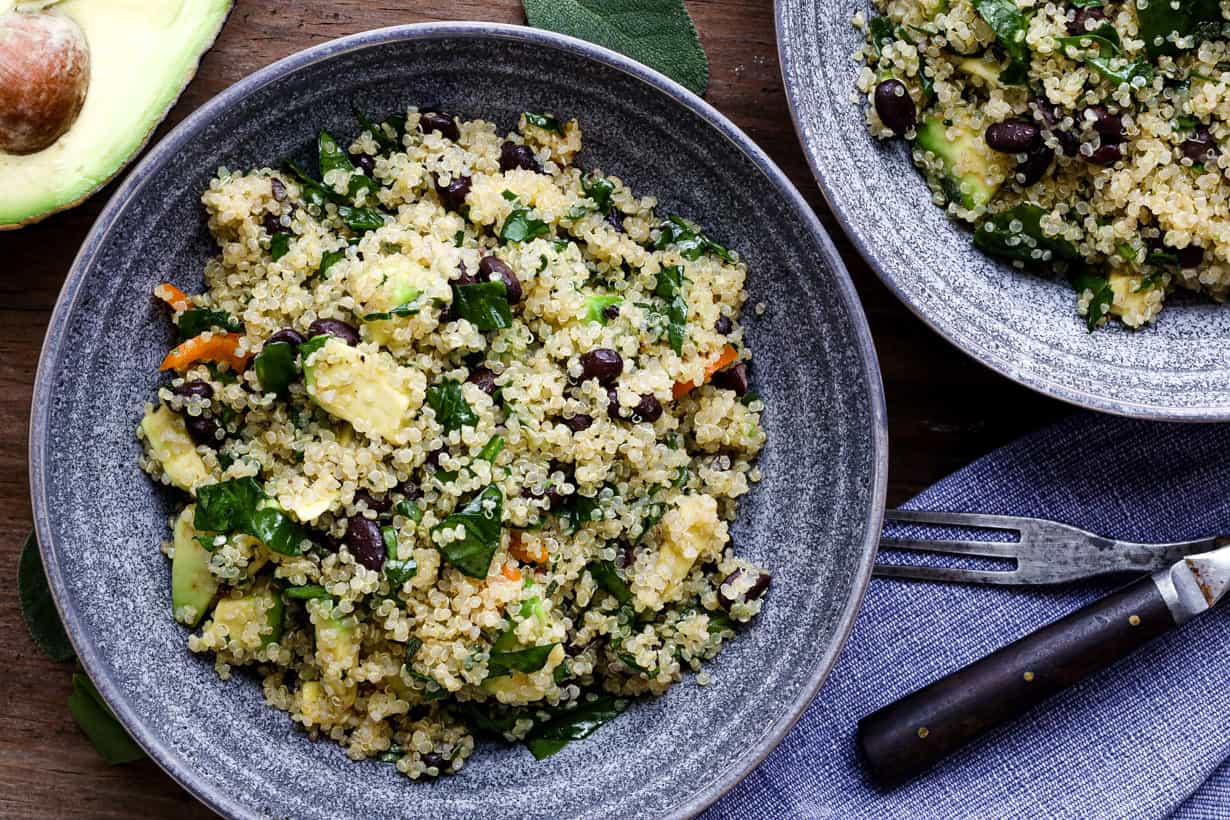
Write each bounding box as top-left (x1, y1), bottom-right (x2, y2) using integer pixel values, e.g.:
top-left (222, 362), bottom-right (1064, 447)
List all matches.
top-left (672, 344), bottom-right (739, 400)
top-left (509, 531), bottom-right (548, 564)
top-left (501, 563), bottom-right (522, 582)
top-left (159, 332), bottom-right (251, 373)
top-left (153, 283), bottom-right (191, 312)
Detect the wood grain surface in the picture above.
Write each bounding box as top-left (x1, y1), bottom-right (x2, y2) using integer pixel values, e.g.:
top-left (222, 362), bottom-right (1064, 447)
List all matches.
top-left (0, 1), bottom-right (1070, 815)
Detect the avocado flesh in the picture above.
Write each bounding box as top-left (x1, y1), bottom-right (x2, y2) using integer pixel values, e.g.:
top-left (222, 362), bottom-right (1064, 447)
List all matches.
top-left (209, 581), bottom-right (283, 650)
top-left (303, 337), bottom-right (418, 442)
top-left (171, 504), bottom-right (218, 627)
top-left (914, 117), bottom-right (1001, 209)
top-left (140, 404), bottom-right (210, 492)
top-left (0, 0), bottom-right (233, 228)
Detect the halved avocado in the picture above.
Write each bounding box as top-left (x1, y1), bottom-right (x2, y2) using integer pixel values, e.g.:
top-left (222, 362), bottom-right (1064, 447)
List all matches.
top-left (914, 117), bottom-right (1002, 210)
top-left (0, 0), bottom-right (233, 228)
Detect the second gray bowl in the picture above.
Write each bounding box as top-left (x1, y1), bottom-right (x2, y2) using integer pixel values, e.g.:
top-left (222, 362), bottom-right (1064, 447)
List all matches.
top-left (30, 22), bottom-right (887, 819)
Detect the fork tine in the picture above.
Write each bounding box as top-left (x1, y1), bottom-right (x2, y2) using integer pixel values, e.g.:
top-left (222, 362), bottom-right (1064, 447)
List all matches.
top-left (873, 564), bottom-right (1022, 585)
top-left (879, 537), bottom-right (1020, 560)
top-left (885, 509), bottom-right (1029, 531)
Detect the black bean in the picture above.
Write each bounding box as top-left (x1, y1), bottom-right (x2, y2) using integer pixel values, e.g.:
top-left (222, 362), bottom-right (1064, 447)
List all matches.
top-left (714, 315), bottom-right (734, 335)
top-left (1084, 105), bottom-right (1124, 143)
top-left (1016, 146), bottom-right (1055, 186)
top-left (352, 153), bottom-right (376, 175)
top-left (632, 393), bottom-right (662, 423)
top-left (355, 489), bottom-right (392, 514)
top-left (1030, 96), bottom-right (1079, 155)
top-left (478, 256), bottom-right (522, 304)
top-left (266, 328), bottom-right (306, 349)
top-left (615, 540), bottom-right (637, 569)
top-left (712, 362), bottom-right (749, 396)
top-left (1176, 245), bottom-right (1205, 269)
top-left (561, 413), bottom-right (593, 433)
top-left (184, 413), bottom-right (222, 447)
top-left (425, 447), bottom-right (449, 470)
top-left (1180, 126), bottom-right (1219, 163)
top-left (602, 303), bottom-right (621, 321)
top-left (270, 177), bottom-right (287, 202)
top-left (605, 388), bottom-right (624, 422)
top-left (419, 112), bottom-right (460, 141)
top-left (466, 366), bottom-right (498, 395)
top-left (1067, 5), bottom-right (1107, 34)
top-left (985, 121), bottom-right (1041, 153)
top-left (314, 531), bottom-right (342, 553)
top-left (397, 481), bottom-right (422, 501)
top-left (873, 79), bottom-right (916, 136)
top-left (420, 752), bottom-right (450, 774)
top-left (172, 379), bottom-right (213, 400)
top-left (578, 349), bottom-right (623, 385)
top-left (499, 141), bottom-right (541, 173)
top-left (717, 569), bottom-right (772, 610)
top-left (307, 318), bottom-right (360, 346)
top-left (262, 213), bottom-right (285, 236)
top-left (1085, 143), bottom-right (1123, 166)
top-left (451, 260), bottom-right (478, 286)
top-left (435, 175), bottom-right (471, 211)
top-left (345, 516), bottom-right (385, 571)
top-left (606, 208), bottom-right (625, 233)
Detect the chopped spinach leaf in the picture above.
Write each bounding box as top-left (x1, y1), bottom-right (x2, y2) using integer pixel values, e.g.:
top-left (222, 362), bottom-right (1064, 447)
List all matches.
top-left (487, 643), bottom-right (558, 678)
top-left (654, 265), bottom-right (689, 355)
top-left (397, 499), bottom-right (423, 523)
top-left (501, 189), bottom-right (518, 202)
top-left (654, 215), bottom-right (734, 262)
top-left (283, 584), bottom-right (331, 601)
top-left (585, 293), bottom-right (624, 324)
top-left (426, 379), bottom-right (478, 432)
top-left (318, 249), bottom-right (346, 279)
top-left (478, 435), bottom-right (505, 462)
top-left (868, 16), bottom-right (899, 61)
top-left (176, 307), bottom-right (241, 340)
top-left (386, 558), bottom-right (417, 587)
top-left (194, 477), bottom-right (309, 556)
top-left (362, 292), bottom-right (423, 321)
top-left (1055, 25), bottom-right (1153, 86)
top-left (253, 340), bottom-right (297, 396)
top-left (707, 609), bottom-right (736, 635)
top-left (500, 208), bottom-right (551, 243)
top-left (1071, 270), bottom-right (1114, 331)
top-left (269, 231), bottom-right (291, 261)
top-left (450, 280), bottom-right (513, 331)
top-left (973, 0), bottom-right (1031, 84)
top-left (317, 129), bottom-right (354, 177)
top-left (285, 161), bottom-right (345, 208)
top-left (404, 637), bottom-right (423, 663)
top-left (353, 107), bottom-right (401, 153)
top-left (377, 744), bottom-right (403, 763)
top-left (559, 493), bottom-right (601, 533)
top-left (523, 111), bottom-right (563, 134)
top-left (1137, 0), bottom-right (1224, 58)
top-left (337, 205), bottom-right (387, 233)
top-left (581, 173), bottom-right (615, 214)
top-left (432, 484), bottom-right (504, 578)
top-left (587, 560), bottom-right (633, 605)
top-left (524, 695), bottom-right (631, 760)
top-left (973, 203), bottom-right (1078, 265)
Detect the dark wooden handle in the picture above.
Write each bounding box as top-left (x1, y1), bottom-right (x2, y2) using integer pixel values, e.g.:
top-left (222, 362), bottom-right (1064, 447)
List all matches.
top-left (857, 575), bottom-right (1176, 788)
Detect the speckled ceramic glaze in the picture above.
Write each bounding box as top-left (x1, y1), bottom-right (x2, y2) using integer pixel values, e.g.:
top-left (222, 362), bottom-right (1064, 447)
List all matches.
top-left (30, 24), bottom-right (886, 819)
top-left (778, 1), bottom-right (1230, 420)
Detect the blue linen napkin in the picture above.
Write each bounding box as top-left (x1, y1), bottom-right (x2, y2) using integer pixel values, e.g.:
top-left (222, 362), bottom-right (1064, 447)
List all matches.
top-left (707, 412), bottom-right (1230, 819)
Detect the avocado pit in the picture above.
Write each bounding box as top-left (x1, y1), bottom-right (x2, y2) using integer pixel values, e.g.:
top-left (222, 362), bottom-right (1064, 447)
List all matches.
top-left (0, 9), bottom-right (90, 155)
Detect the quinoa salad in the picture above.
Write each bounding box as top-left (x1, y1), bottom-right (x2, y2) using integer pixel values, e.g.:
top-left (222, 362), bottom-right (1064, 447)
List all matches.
top-left (136, 109), bottom-right (769, 778)
top-left (854, 0), bottom-right (1230, 329)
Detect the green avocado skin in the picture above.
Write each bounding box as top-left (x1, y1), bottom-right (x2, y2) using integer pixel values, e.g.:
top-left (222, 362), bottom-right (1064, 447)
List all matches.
top-left (0, 0), bottom-right (233, 229)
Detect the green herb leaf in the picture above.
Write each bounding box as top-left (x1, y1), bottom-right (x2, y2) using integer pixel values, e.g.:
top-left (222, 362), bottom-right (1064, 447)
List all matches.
top-left (269, 231), bottom-right (291, 261)
top-left (68, 673), bottom-right (145, 765)
top-left (1136, 0), bottom-right (1224, 58)
top-left (175, 307), bottom-right (241, 341)
top-left (478, 435), bottom-right (505, 462)
top-left (353, 107), bottom-right (405, 154)
top-left (488, 644), bottom-right (558, 678)
top-left (586, 560), bottom-right (633, 605)
top-left (283, 584), bottom-right (331, 601)
top-left (707, 609), bottom-right (736, 635)
top-left (286, 161), bottom-right (346, 208)
top-left (253, 341), bottom-right (296, 396)
top-left (500, 208), bottom-right (551, 243)
top-left (654, 265), bottom-right (689, 355)
top-left (318, 129), bottom-right (355, 177)
top-left (654, 215), bottom-right (733, 262)
top-left (868, 16), bottom-right (899, 61)
top-left (559, 493), bottom-right (601, 533)
top-left (581, 173), bottom-right (615, 214)
top-left (973, 203), bottom-right (1079, 265)
top-left (523, 0), bottom-right (708, 94)
top-left (194, 477), bottom-right (308, 556)
top-left (386, 558), bottom-right (417, 587)
top-left (585, 293), bottom-right (624, 324)
top-left (362, 292), bottom-right (423, 321)
top-left (337, 205), bottom-right (387, 233)
top-left (397, 499), bottom-right (423, 523)
top-left (426, 380), bottom-right (478, 433)
top-left (318, 249), bottom-right (346, 279)
top-left (973, 0), bottom-right (1031, 85)
top-left (18, 531), bottom-right (74, 662)
top-left (524, 694), bottom-right (631, 759)
top-left (1071, 270), bottom-right (1114, 332)
top-left (523, 111), bottom-right (563, 133)
top-left (450, 281), bottom-right (513, 331)
top-left (1055, 25), bottom-right (1153, 86)
top-left (433, 484), bottom-right (504, 578)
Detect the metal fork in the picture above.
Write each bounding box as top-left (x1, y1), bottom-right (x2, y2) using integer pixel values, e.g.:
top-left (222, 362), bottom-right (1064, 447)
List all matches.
top-left (875, 509), bottom-right (1228, 585)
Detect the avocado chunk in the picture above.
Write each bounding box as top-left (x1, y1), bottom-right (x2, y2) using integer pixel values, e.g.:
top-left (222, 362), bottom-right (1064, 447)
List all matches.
top-left (0, 0), bottom-right (233, 228)
top-left (914, 117), bottom-right (1002, 210)
top-left (958, 57), bottom-right (1002, 87)
top-left (140, 404), bottom-right (210, 492)
top-left (208, 581), bottom-right (283, 650)
top-left (351, 255), bottom-right (451, 345)
top-left (302, 337), bottom-right (423, 442)
top-left (171, 505), bottom-right (218, 627)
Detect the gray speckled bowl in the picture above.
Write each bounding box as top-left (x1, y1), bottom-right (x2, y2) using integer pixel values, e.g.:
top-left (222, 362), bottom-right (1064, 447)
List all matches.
top-left (29, 23), bottom-right (886, 819)
top-left (778, 1), bottom-right (1230, 420)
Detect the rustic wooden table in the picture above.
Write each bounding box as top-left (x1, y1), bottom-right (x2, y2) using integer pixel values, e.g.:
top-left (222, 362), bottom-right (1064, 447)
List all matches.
top-left (0, 1), bottom-right (1072, 815)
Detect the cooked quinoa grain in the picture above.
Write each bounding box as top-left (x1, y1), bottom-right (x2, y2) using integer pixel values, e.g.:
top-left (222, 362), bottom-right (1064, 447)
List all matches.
top-left (855, 0), bottom-right (1230, 329)
top-left (137, 109), bottom-right (768, 775)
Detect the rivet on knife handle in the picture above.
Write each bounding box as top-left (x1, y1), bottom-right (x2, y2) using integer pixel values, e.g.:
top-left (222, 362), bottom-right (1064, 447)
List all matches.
top-left (856, 547), bottom-right (1230, 789)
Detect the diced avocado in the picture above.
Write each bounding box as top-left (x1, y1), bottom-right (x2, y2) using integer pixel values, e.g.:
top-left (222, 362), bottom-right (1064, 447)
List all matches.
top-left (170, 505), bottom-right (218, 627)
top-left (140, 404), bottom-right (210, 492)
top-left (481, 644), bottom-right (566, 699)
top-left (0, 0), bottom-right (233, 228)
top-left (959, 57), bottom-right (1002, 87)
top-left (209, 581), bottom-right (283, 650)
top-left (351, 255), bottom-right (451, 345)
top-left (922, 0), bottom-right (948, 17)
top-left (914, 117), bottom-right (1002, 210)
top-left (1108, 271), bottom-right (1158, 328)
top-left (280, 477), bottom-right (340, 523)
top-left (302, 338), bottom-right (420, 442)
top-left (313, 607), bottom-right (359, 677)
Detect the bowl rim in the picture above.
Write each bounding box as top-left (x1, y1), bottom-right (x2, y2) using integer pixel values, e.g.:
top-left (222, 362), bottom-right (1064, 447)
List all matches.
top-left (29, 20), bottom-right (888, 819)
top-left (773, 0), bottom-right (1230, 422)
